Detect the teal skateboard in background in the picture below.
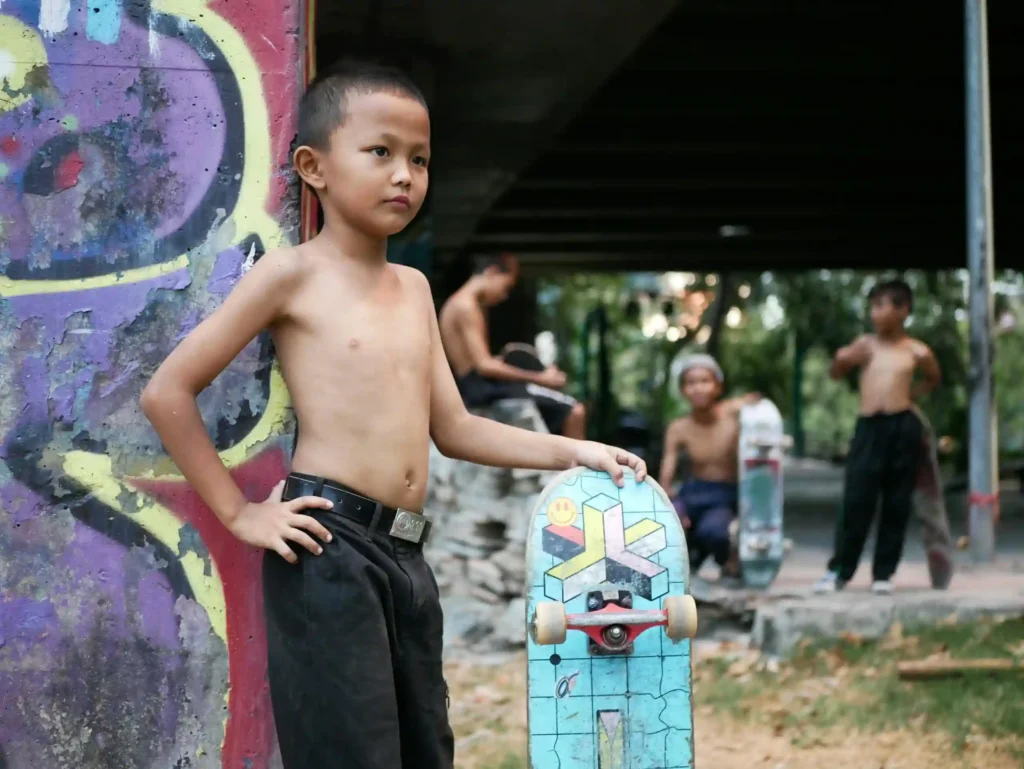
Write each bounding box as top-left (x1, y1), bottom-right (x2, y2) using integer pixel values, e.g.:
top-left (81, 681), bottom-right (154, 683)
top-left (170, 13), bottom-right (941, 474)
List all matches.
top-left (737, 399), bottom-right (790, 588)
top-left (525, 467), bottom-right (698, 769)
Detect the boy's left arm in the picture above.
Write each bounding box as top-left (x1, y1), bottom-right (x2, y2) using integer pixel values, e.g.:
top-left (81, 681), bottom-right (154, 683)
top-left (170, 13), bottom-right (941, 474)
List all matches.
top-left (912, 342), bottom-right (941, 399)
top-left (422, 279), bottom-right (646, 486)
top-left (722, 392), bottom-right (762, 414)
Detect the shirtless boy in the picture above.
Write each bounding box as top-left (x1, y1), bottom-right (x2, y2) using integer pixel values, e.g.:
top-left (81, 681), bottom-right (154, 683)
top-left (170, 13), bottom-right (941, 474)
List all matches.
top-left (140, 60), bottom-right (644, 769)
top-left (814, 279), bottom-right (941, 594)
top-left (658, 354), bottom-right (759, 578)
top-left (438, 254), bottom-right (586, 438)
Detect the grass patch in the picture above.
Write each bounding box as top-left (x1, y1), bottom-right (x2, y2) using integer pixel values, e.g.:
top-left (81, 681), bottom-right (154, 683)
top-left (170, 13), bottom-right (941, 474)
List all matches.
top-left (695, 616), bottom-right (1024, 755)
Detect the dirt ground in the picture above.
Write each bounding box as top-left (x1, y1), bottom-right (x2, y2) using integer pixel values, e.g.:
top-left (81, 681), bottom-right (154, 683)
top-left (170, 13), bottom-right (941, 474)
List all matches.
top-left (445, 621), bottom-right (1024, 769)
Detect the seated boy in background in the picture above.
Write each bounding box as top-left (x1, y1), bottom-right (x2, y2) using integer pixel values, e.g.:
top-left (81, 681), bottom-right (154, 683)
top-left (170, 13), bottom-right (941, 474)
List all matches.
top-left (659, 354), bottom-right (760, 578)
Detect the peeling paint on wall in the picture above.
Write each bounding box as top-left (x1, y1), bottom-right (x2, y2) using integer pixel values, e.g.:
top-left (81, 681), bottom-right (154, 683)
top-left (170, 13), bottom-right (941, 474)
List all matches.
top-left (0, 1), bottom-right (301, 767)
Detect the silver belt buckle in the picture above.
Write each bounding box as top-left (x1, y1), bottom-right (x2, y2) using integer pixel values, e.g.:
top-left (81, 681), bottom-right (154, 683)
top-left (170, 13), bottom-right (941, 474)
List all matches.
top-left (390, 509), bottom-right (428, 543)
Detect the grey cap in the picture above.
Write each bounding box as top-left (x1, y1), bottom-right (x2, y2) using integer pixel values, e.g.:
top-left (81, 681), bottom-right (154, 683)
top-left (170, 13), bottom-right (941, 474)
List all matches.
top-left (678, 353), bottom-right (724, 383)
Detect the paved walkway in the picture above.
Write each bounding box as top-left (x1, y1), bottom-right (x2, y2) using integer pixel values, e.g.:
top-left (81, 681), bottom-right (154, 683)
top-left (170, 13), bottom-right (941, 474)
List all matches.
top-left (692, 459), bottom-right (1024, 654)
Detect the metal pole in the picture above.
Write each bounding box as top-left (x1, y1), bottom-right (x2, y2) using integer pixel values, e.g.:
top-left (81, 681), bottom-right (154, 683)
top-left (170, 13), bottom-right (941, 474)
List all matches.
top-left (965, 0), bottom-right (997, 562)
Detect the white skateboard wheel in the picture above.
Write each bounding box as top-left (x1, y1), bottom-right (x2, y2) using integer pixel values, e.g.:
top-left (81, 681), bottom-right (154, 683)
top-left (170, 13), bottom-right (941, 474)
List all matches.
top-left (532, 602), bottom-right (567, 645)
top-left (664, 595), bottom-right (698, 640)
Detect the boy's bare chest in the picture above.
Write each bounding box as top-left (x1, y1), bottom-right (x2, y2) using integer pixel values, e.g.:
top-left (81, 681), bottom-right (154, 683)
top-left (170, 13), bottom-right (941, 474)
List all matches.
top-left (865, 344), bottom-right (915, 377)
top-left (288, 296), bottom-right (431, 381)
top-left (683, 419), bottom-right (738, 461)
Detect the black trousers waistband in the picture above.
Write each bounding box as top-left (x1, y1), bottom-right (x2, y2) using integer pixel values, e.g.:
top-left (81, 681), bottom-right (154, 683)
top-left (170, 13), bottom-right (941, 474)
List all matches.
top-left (282, 472), bottom-right (432, 548)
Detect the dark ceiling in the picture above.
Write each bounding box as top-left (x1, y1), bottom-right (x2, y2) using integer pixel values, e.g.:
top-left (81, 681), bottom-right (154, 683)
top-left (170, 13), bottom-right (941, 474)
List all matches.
top-left (319, 1), bottom-right (1021, 274)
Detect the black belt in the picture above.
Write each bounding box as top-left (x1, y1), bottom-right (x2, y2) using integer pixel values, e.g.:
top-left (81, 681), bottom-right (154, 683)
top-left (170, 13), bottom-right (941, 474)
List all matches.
top-left (282, 472), bottom-right (432, 547)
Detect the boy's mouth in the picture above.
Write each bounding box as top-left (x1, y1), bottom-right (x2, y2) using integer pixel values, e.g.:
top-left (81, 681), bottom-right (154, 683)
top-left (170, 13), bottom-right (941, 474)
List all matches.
top-left (385, 195), bottom-right (411, 208)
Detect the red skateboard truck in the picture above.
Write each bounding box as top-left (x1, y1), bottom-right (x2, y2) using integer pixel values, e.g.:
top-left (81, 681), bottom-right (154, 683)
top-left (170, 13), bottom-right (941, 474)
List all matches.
top-left (531, 592), bottom-right (698, 652)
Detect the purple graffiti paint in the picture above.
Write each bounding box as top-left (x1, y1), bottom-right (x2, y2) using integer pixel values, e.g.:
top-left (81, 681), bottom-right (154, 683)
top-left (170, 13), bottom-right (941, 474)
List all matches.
top-left (208, 246), bottom-right (245, 297)
top-left (0, 2), bottom-right (228, 272)
top-left (1, 480), bottom-right (48, 525)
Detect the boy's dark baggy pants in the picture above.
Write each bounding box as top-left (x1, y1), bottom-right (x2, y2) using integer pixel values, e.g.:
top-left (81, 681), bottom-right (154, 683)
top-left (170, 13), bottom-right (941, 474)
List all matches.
top-left (673, 479), bottom-right (738, 571)
top-left (263, 473), bottom-right (454, 769)
top-left (828, 410), bottom-right (923, 582)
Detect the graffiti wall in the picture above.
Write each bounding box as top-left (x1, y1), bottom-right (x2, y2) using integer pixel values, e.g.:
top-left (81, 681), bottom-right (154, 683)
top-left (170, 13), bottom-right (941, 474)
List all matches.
top-left (0, 1), bottom-right (301, 766)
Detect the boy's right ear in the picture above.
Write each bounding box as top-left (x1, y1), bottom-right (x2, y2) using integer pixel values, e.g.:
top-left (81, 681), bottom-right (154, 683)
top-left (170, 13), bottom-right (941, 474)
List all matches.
top-left (293, 145), bottom-right (327, 192)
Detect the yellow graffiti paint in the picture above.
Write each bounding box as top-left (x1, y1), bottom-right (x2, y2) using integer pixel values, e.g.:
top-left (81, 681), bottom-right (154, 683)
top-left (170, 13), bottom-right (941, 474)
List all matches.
top-left (153, 0), bottom-right (285, 251)
top-left (61, 451), bottom-right (228, 644)
top-left (0, 255), bottom-right (190, 298)
top-left (0, 0), bottom-right (285, 297)
top-left (0, 15), bottom-right (48, 113)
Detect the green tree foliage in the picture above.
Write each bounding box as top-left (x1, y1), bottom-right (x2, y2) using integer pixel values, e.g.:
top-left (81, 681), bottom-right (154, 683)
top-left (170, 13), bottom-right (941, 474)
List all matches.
top-left (538, 269), bottom-right (1024, 470)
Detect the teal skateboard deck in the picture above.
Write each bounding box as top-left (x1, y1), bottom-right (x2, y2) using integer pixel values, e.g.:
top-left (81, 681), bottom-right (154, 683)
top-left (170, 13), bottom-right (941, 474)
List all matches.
top-left (737, 399), bottom-right (789, 588)
top-left (525, 468), bottom-right (698, 768)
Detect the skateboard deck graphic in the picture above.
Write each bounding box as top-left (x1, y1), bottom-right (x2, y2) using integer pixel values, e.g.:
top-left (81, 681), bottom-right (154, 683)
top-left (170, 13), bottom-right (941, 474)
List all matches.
top-left (910, 405), bottom-right (954, 589)
top-left (737, 399), bottom-right (788, 588)
top-left (526, 468), bottom-right (697, 769)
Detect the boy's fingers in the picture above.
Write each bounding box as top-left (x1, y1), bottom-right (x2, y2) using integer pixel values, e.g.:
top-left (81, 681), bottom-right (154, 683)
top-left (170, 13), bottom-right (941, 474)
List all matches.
top-left (265, 479), bottom-right (286, 504)
top-left (620, 451), bottom-right (647, 481)
top-left (602, 453), bottom-right (625, 487)
top-left (287, 496), bottom-right (334, 512)
top-left (611, 449), bottom-right (646, 481)
top-left (291, 514), bottom-right (333, 543)
top-left (273, 540), bottom-right (298, 564)
top-left (283, 528), bottom-right (323, 555)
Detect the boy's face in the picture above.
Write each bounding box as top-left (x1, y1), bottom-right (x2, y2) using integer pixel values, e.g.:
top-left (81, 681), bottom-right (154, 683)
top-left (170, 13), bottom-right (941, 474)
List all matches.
top-left (305, 90), bottom-right (430, 237)
top-left (479, 267), bottom-right (516, 306)
top-left (869, 295), bottom-right (908, 333)
top-left (681, 367), bottom-right (721, 409)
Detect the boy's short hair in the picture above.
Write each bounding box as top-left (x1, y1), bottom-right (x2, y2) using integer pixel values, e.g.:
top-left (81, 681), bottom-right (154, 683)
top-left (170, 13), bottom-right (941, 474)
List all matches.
top-left (472, 253), bottom-right (520, 279)
top-left (868, 279), bottom-right (913, 312)
top-left (296, 59), bottom-right (428, 151)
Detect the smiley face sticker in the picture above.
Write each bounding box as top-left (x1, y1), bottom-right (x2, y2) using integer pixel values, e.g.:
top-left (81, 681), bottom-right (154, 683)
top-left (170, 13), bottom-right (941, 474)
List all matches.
top-left (546, 496), bottom-right (579, 527)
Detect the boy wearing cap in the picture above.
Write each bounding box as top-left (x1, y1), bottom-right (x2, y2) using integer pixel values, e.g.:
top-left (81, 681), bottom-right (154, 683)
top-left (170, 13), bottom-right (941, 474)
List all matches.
top-left (658, 354), bottom-right (760, 577)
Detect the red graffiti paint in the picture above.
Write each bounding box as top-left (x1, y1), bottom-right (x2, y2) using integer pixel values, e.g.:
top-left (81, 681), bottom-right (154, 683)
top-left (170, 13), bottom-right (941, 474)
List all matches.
top-left (130, 447), bottom-right (288, 769)
top-left (1, 135), bottom-right (20, 156)
top-left (209, 0), bottom-right (297, 213)
top-left (54, 150), bottom-right (85, 192)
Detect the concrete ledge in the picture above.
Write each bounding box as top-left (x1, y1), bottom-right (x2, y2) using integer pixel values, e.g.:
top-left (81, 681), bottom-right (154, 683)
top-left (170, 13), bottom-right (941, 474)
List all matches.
top-left (752, 588), bottom-right (1024, 657)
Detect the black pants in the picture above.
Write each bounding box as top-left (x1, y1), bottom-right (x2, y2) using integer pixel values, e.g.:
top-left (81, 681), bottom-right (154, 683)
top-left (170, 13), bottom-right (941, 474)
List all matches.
top-left (828, 410), bottom-right (923, 582)
top-left (456, 369), bottom-right (576, 435)
top-left (263, 479), bottom-right (454, 769)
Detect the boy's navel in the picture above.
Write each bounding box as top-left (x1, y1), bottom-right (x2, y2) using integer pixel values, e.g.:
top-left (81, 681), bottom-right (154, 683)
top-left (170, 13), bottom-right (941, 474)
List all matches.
top-left (348, 338), bottom-right (360, 350)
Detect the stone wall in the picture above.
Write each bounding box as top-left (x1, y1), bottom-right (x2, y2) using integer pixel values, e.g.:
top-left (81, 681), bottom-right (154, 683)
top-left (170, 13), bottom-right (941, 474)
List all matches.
top-left (424, 400), bottom-right (556, 656)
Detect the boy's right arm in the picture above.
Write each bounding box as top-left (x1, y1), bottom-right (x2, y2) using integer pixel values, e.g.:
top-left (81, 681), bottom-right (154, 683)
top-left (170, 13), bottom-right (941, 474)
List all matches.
top-left (829, 334), bottom-right (871, 380)
top-left (140, 250), bottom-right (333, 563)
top-left (658, 421), bottom-right (684, 490)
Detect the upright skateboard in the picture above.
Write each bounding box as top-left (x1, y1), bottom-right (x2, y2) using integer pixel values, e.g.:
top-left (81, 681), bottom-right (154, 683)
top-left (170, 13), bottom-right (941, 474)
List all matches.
top-left (911, 405), bottom-right (954, 589)
top-left (737, 399), bottom-right (790, 588)
top-left (526, 468), bottom-right (698, 769)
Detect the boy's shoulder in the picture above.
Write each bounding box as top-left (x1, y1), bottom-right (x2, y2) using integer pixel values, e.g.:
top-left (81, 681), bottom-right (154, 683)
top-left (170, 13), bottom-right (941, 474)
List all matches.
top-left (667, 415), bottom-right (693, 438)
top-left (250, 243), bottom-right (313, 286)
top-left (385, 261), bottom-right (427, 289)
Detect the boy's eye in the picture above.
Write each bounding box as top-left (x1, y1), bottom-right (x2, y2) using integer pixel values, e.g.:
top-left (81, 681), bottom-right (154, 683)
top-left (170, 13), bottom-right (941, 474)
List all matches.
top-left (371, 147), bottom-right (389, 157)
top-left (413, 156), bottom-right (429, 168)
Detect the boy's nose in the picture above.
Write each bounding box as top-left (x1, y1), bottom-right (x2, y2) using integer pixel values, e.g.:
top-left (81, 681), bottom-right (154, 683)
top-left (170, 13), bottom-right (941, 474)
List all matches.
top-left (392, 164), bottom-right (413, 187)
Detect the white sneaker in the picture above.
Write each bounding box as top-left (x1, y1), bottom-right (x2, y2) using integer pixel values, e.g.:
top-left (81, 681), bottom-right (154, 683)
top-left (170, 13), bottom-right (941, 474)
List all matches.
top-left (813, 572), bottom-right (842, 594)
top-left (872, 580), bottom-right (893, 595)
